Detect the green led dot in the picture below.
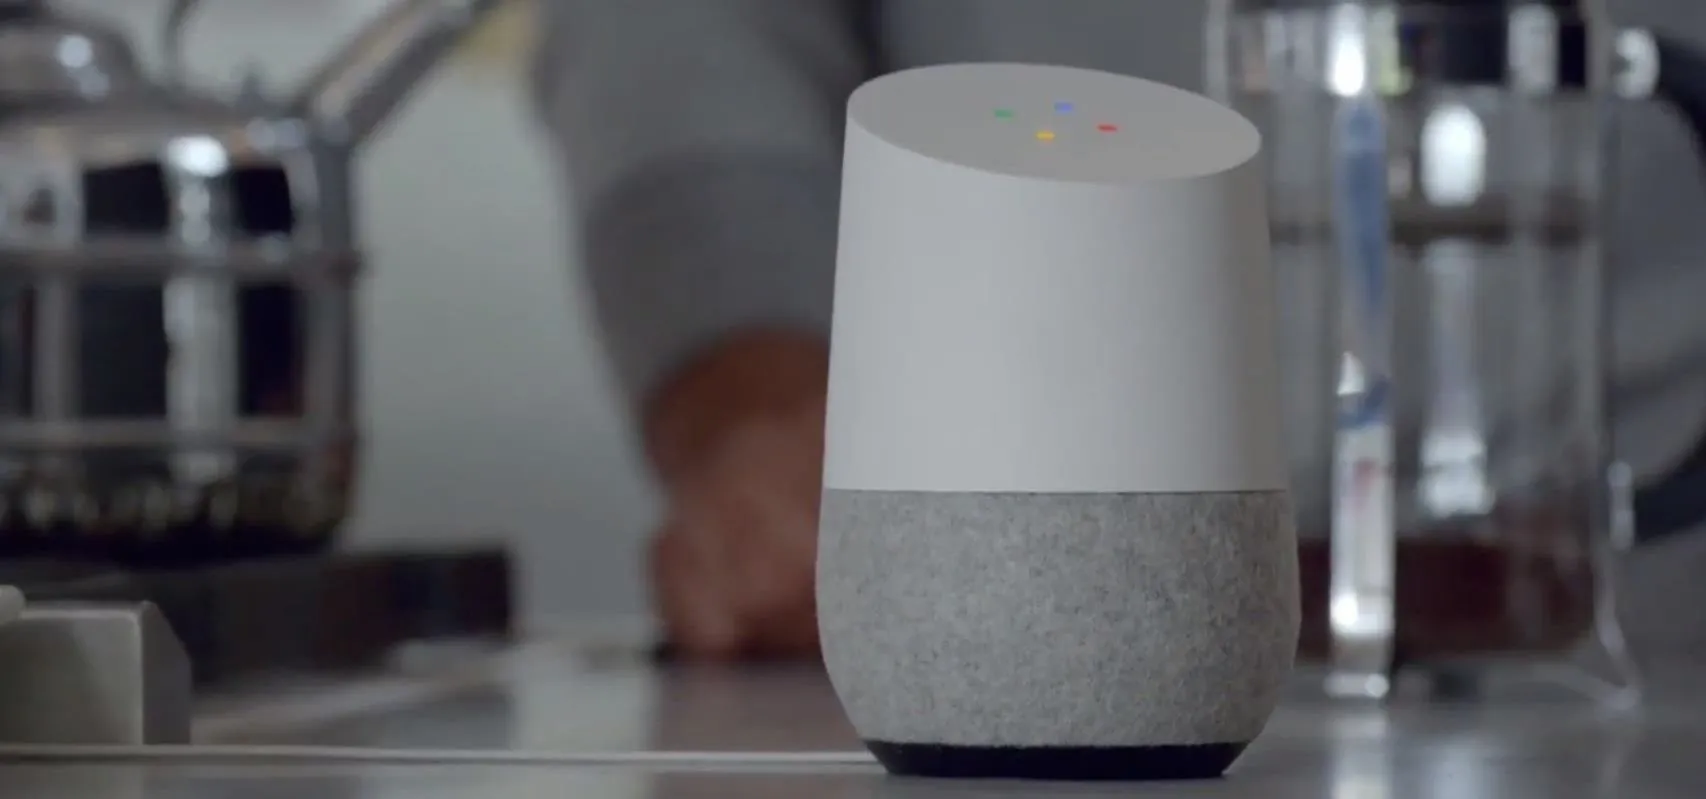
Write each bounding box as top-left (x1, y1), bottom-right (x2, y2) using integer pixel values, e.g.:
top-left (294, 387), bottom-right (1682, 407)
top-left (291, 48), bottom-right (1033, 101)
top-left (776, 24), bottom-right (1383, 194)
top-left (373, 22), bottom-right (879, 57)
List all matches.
top-left (994, 109), bottom-right (1015, 119)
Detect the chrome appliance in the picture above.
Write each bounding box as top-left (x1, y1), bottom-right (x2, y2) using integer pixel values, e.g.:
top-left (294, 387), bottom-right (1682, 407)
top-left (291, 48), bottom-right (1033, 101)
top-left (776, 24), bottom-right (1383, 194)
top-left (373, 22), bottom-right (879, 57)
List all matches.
top-left (0, 0), bottom-right (503, 561)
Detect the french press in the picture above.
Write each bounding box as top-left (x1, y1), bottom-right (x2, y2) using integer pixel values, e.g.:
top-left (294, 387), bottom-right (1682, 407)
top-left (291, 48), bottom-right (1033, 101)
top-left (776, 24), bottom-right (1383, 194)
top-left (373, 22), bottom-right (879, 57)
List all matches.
top-left (0, 0), bottom-right (501, 563)
top-left (1207, 0), bottom-right (1706, 701)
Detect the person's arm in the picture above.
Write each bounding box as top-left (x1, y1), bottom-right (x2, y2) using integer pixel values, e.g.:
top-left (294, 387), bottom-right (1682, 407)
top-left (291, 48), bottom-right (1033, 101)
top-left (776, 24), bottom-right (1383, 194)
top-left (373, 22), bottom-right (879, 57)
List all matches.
top-left (530, 0), bottom-right (875, 479)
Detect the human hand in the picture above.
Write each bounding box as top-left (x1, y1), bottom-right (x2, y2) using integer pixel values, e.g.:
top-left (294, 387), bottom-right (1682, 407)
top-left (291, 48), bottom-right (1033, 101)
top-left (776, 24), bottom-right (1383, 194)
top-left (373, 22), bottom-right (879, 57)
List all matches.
top-left (643, 331), bottom-right (828, 661)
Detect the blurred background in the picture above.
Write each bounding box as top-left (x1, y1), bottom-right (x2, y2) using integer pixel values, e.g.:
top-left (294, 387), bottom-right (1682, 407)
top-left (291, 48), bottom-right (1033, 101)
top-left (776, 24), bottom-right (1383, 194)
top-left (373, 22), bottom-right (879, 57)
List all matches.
top-left (0, 3), bottom-right (1703, 790)
top-left (55, 0), bottom-right (654, 629)
top-left (3, 0), bottom-right (1703, 681)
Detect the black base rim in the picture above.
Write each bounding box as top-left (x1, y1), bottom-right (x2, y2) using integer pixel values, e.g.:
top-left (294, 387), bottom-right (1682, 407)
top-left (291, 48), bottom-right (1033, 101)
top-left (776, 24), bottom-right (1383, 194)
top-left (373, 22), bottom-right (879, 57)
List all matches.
top-left (865, 740), bottom-right (1247, 782)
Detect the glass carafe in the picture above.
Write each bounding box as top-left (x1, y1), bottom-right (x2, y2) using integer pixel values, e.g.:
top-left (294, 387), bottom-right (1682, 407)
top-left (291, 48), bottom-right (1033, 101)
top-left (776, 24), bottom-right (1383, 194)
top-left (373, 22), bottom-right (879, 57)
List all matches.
top-left (1206, 0), bottom-right (1706, 701)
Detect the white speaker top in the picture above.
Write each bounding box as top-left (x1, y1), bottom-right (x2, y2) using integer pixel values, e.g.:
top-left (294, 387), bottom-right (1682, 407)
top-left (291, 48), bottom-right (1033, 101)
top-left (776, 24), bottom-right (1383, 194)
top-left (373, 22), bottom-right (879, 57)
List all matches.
top-left (847, 62), bottom-right (1259, 184)
top-left (825, 63), bottom-right (1286, 495)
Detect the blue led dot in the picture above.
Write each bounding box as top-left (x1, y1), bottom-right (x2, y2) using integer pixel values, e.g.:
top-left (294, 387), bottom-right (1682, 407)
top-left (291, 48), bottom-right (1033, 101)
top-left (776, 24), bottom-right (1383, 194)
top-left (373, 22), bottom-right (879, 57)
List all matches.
top-left (1054, 101), bottom-right (1074, 114)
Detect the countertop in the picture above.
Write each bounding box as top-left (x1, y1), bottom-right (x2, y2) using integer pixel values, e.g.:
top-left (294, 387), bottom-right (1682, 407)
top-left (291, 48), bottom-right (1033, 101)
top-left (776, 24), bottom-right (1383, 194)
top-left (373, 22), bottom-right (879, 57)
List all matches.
top-left (0, 640), bottom-right (1703, 797)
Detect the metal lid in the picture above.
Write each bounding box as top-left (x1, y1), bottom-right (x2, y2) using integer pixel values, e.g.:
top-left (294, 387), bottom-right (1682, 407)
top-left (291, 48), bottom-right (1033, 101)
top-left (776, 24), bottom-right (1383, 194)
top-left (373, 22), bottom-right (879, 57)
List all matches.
top-left (1241, 0), bottom-right (1593, 91)
top-left (1253, 0), bottom-right (1577, 7)
top-left (0, 3), bottom-right (145, 100)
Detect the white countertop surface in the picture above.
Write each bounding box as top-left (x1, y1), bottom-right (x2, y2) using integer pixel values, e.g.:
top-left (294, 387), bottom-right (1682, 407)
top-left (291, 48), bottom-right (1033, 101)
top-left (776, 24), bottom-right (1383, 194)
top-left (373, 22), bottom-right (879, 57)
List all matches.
top-left (1, 640), bottom-right (1703, 798)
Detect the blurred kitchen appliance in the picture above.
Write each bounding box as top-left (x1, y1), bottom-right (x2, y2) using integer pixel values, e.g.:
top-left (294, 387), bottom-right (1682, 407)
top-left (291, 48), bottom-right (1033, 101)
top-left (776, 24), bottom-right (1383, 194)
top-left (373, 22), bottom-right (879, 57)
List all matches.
top-left (0, 0), bottom-right (503, 563)
top-left (1208, 0), bottom-right (1706, 702)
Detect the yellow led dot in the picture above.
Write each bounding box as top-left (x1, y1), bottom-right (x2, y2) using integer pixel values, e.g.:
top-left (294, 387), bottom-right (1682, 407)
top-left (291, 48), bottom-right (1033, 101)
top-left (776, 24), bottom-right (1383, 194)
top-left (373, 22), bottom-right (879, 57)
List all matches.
top-left (1036, 130), bottom-right (1056, 141)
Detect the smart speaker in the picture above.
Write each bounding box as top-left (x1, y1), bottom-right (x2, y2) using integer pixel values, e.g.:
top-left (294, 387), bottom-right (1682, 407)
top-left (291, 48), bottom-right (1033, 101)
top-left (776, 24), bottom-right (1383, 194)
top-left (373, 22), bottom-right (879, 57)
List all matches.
top-left (816, 63), bottom-right (1299, 782)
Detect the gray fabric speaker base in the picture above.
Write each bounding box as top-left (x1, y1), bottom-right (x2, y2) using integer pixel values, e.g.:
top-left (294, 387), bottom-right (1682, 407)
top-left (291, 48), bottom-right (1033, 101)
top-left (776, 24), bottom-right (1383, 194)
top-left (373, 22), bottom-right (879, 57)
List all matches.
top-left (818, 489), bottom-right (1298, 754)
top-left (864, 740), bottom-right (1247, 781)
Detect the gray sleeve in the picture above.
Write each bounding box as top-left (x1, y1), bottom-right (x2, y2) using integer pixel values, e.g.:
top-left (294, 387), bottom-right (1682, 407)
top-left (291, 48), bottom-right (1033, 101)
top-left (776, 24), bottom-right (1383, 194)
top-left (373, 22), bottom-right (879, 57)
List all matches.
top-left (530, 0), bottom-right (874, 407)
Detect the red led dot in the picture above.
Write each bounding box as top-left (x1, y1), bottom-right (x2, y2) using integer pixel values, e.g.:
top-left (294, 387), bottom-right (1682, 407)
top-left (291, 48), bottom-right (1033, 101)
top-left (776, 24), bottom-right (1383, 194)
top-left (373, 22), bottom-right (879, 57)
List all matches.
top-left (1097, 123), bottom-right (1119, 133)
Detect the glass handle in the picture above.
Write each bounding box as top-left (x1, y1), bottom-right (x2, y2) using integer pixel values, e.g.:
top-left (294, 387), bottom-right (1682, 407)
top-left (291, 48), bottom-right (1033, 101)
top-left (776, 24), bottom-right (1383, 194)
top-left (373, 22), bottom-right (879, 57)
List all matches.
top-left (1621, 31), bottom-right (1706, 541)
top-left (1327, 87), bottom-right (1397, 699)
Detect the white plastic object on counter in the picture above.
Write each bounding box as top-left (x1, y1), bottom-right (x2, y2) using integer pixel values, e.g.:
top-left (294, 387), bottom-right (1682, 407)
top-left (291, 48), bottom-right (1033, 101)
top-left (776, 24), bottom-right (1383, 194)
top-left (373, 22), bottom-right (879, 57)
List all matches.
top-left (0, 585), bottom-right (23, 626)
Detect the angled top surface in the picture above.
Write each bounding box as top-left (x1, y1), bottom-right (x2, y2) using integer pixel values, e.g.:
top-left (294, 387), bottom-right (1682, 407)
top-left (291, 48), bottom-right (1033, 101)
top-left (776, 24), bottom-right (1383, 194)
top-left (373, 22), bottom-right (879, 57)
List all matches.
top-left (847, 62), bottom-right (1260, 184)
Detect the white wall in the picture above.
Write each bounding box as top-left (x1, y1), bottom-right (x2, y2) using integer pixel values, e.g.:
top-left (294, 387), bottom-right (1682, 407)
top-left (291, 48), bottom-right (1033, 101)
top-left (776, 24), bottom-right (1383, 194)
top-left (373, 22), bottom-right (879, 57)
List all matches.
top-left (61, 0), bottom-right (657, 627)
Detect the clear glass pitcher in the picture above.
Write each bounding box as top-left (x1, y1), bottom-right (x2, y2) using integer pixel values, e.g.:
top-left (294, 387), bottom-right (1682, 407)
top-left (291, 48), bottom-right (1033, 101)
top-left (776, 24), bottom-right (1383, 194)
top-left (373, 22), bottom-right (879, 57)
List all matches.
top-left (1206, 0), bottom-right (1706, 701)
